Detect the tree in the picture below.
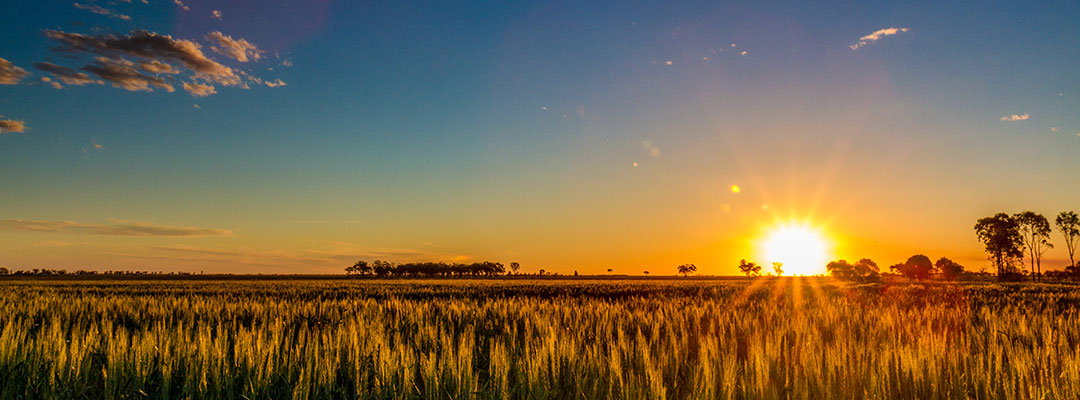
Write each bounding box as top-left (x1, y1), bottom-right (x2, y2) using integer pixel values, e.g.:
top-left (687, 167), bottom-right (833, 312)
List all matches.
top-left (891, 254), bottom-right (935, 280)
top-left (826, 259), bottom-right (879, 283)
top-left (643, 270), bottom-right (650, 276)
top-left (975, 213), bottom-right (1025, 278)
top-left (538, 269), bottom-right (545, 276)
top-left (772, 262), bottom-right (784, 276)
top-left (677, 263), bottom-right (697, 277)
top-left (509, 262), bottom-right (521, 275)
top-left (346, 260), bottom-right (371, 276)
top-left (935, 257), bottom-right (965, 280)
top-left (1056, 211), bottom-right (1080, 272)
top-left (607, 268), bottom-right (613, 273)
top-left (738, 259), bottom-right (762, 277)
top-left (853, 259), bottom-right (880, 282)
top-left (827, 260), bottom-right (855, 280)
top-left (371, 260), bottom-right (393, 277)
top-left (1015, 211), bottom-right (1053, 281)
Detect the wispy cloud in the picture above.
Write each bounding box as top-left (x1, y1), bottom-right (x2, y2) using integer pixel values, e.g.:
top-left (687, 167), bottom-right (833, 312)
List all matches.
top-left (263, 78), bottom-right (286, 87)
top-left (0, 58), bottom-right (29, 85)
top-left (73, 2), bottom-right (131, 20)
top-left (211, 10), bottom-right (222, 19)
top-left (0, 219), bottom-right (232, 237)
top-left (1000, 113), bottom-right (1029, 122)
top-left (139, 60), bottom-right (179, 74)
top-left (0, 119), bottom-right (27, 134)
top-left (137, 243), bottom-right (466, 268)
top-left (44, 29), bottom-right (242, 87)
top-left (83, 56), bottom-right (174, 92)
top-left (34, 62), bottom-right (100, 86)
top-left (173, 0), bottom-right (189, 11)
top-left (182, 81), bottom-right (216, 96)
top-left (40, 76), bottom-right (63, 89)
top-left (850, 27), bottom-right (909, 50)
top-left (206, 32), bottom-right (262, 62)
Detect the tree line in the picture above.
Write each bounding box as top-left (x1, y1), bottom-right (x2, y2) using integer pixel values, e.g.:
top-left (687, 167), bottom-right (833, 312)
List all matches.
top-left (345, 260), bottom-right (520, 277)
top-left (975, 210), bottom-right (1079, 281)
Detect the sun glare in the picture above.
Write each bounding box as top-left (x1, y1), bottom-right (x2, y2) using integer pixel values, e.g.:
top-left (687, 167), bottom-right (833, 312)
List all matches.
top-left (760, 224), bottom-right (830, 275)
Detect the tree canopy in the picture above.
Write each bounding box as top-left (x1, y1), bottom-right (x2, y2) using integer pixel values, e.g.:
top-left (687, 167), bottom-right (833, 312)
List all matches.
top-left (975, 213), bottom-right (1025, 277)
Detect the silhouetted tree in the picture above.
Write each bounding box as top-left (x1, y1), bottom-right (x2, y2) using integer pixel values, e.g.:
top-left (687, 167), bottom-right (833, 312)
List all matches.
top-left (509, 262), bottom-right (520, 275)
top-left (853, 259), bottom-right (881, 282)
top-left (371, 260), bottom-right (393, 277)
top-left (1016, 211), bottom-right (1053, 281)
top-left (826, 260), bottom-right (852, 280)
top-left (1056, 211), bottom-right (1080, 273)
top-left (738, 260), bottom-right (762, 277)
top-left (677, 263), bottom-right (697, 277)
top-left (0, 267), bottom-right (8, 275)
top-left (935, 257), bottom-right (965, 280)
top-left (827, 259), bottom-right (879, 283)
top-left (975, 213), bottom-right (1025, 279)
top-left (643, 270), bottom-right (650, 276)
top-left (607, 268), bottom-right (613, 273)
top-left (772, 262), bottom-right (784, 276)
top-left (346, 260), bottom-right (370, 276)
top-left (538, 269), bottom-right (545, 276)
top-left (891, 254), bottom-right (934, 280)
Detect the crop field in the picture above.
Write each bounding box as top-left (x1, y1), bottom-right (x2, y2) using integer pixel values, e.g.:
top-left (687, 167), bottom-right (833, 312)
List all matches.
top-left (2, 278), bottom-right (1080, 399)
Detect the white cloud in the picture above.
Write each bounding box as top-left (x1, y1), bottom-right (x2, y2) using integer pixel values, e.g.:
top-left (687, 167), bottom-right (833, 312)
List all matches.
top-left (1000, 113), bottom-right (1029, 122)
top-left (850, 27), bottom-right (909, 50)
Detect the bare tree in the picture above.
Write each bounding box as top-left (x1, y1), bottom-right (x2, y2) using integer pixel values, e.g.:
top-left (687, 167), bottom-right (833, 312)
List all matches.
top-left (509, 262), bottom-right (520, 275)
top-left (1016, 211), bottom-right (1053, 281)
top-left (772, 262), bottom-right (784, 276)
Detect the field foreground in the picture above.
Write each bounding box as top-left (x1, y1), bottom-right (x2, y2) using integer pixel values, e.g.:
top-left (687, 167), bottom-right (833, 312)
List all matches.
top-left (2, 278), bottom-right (1080, 399)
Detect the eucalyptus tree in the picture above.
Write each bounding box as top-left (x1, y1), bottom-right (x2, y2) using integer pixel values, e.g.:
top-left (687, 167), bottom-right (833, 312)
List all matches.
top-left (1015, 211), bottom-right (1053, 281)
top-left (1056, 211), bottom-right (1079, 270)
top-left (975, 213), bottom-right (1025, 278)
top-left (677, 263), bottom-right (697, 277)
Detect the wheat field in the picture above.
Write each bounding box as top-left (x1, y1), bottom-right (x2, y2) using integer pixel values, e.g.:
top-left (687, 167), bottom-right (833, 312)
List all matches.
top-left (1, 278), bottom-right (1078, 399)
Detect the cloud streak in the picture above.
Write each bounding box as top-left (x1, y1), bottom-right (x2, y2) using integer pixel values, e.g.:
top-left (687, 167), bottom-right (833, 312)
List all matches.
top-left (1000, 113), bottom-right (1029, 122)
top-left (0, 58), bottom-right (29, 85)
top-left (850, 27), bottom-right (909, 50)
top-left (34, 62), bottom-right (100, 86)
top-left (0, 219), bottom-right (232, 237)
top-left (83, 56), bottom-right (174, 92)
top-left (73, 2), bottom-right (131, 20)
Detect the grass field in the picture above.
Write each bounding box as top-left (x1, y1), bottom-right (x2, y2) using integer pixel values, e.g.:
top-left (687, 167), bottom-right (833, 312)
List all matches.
top-left (2, 278), bottom-right (1079, 399)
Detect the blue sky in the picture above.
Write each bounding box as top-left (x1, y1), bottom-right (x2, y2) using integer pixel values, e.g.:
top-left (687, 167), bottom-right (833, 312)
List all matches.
top-left (1, 0), bottom-right (1078, 274)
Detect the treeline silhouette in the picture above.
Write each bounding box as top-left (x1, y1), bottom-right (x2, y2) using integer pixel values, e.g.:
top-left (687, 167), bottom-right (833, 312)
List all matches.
top-left (345, 260), bottom-right (514, 277)
top-left (818, 210), bottom-right (1080, 283)
top-left (0, 268), bottom-right (195, 276)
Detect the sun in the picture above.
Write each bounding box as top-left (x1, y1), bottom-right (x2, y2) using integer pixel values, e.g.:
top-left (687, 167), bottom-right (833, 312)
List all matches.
top-left (760, 224), bottom-right (831, 275)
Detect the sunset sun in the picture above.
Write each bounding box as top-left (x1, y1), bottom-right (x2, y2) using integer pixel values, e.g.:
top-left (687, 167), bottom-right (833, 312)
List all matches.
top-left (761, 224), bottom-right (831, 275)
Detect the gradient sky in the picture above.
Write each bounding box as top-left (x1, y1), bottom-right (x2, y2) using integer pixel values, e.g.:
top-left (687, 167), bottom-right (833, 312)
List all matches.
top-left (1, 0), bottom-right (1078, 275)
